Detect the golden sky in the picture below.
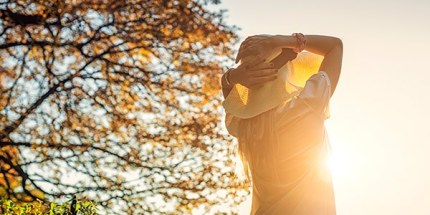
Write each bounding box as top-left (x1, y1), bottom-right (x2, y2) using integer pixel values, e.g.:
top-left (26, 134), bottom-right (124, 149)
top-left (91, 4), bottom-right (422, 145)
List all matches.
top-left (214, 0), bottom-right (430, 214)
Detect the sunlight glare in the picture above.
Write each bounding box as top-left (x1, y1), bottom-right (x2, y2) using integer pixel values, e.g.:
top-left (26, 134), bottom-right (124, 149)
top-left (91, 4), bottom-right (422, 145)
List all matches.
top-left (327, 149), bottom-right (348, 180)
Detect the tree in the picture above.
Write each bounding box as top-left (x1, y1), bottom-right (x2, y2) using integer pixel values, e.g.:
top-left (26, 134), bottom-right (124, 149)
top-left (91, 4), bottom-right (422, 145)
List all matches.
top-left (0, 0), bottom-right (249, 213)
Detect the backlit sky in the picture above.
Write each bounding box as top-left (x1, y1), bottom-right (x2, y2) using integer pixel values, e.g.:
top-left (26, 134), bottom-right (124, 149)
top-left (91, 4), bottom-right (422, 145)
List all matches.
top-left (213, 0), bottom-right (430, 214)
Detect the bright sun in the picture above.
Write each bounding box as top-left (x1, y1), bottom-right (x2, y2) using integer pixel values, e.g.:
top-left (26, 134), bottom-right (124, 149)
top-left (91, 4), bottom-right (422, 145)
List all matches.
top-left (326, 149), bottom-right (350, 181)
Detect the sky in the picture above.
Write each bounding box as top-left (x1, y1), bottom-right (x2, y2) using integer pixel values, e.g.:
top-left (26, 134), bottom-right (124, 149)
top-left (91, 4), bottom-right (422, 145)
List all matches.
top-left (213, 0), bottom-right (430, 214)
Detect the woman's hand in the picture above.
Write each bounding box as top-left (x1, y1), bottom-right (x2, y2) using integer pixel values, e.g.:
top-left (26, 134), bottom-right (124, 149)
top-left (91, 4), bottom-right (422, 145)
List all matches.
top-left (236, 34), bottom-right (280, 64)
top-left (229, 61), bottom-right (278, 90)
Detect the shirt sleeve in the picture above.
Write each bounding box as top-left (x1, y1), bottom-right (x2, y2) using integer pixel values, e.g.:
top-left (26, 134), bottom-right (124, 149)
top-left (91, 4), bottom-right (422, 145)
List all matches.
top-left (298, 71), bottom-right (332, 120)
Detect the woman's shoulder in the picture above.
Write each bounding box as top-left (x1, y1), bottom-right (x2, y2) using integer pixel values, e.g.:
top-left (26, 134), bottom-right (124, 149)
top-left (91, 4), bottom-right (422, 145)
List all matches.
top-left (307, 71), bottom-right (331, 86)
top-left (274, 70), bottom-right (331, 126)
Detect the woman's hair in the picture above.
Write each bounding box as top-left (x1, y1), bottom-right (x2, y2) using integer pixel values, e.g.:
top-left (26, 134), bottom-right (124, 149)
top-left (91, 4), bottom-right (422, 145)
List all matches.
top-left (235, 105), bottom-right (279, 182)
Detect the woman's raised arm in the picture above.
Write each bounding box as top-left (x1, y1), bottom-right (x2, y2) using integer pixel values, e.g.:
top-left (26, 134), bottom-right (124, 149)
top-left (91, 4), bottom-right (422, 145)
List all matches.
top-left (273, 35), bottom-right (343, 96)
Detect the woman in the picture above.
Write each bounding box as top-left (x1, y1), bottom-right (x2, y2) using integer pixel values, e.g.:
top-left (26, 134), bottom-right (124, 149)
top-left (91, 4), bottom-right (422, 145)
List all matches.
top-left (221, 34), bottom-right (343, 215)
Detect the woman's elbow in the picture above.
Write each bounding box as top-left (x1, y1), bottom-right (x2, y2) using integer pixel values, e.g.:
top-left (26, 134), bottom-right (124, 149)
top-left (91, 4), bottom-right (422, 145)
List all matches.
top-left (333, 37), bottom-right (343, 51)
top-left (325, 37), bottom-right (343, 58)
